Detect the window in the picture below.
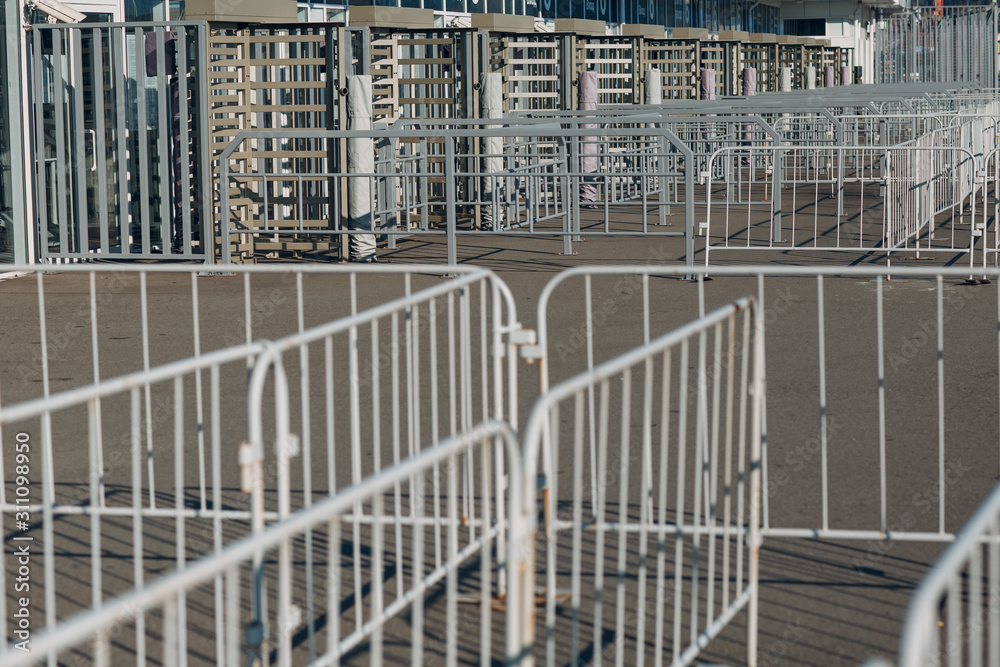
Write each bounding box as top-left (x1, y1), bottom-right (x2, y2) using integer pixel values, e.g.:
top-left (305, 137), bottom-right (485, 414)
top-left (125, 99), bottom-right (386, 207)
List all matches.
top-left (784, 18), bottom-right (826, 36)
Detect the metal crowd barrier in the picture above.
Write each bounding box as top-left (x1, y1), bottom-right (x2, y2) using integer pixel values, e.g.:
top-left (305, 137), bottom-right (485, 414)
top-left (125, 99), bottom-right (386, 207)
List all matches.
top-left (702, 143), bottom-right (989, 267)
top-left (236, 269), bottom-right (522, 661)
top-left (521, 296), bottom-right (763, 667)
top-left (219, 126), bottom-right (698, 264)
top-left (897, 481), bottom-right (1000, 667)
top-left (0, 263), bottom-right (495, 403)
top-left (2, 420), bottom-right (525, 667)
top-left (532, 263), bottom-right (1000, 662)
top-left (8, 262), bottom-right (1000, 665)
top-left (0, 263), bottom-right (524, 665)
top-left (0, 338), bottom-right (268, 665)
top-left (215, 86), bottom-right (1000, 268)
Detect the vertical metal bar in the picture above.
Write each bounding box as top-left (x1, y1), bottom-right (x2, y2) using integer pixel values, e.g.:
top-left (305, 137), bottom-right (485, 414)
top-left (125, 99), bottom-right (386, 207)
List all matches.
top-left (52, 31), bottom-right (69, 254)
top-left (818, 275), bottom-right (829, 531)
top-left (113, 26), bottom-right (129, 255)
top-left (747, 295), bottom-right (763, 667)
top-left (225, 567), bottom-right (239, 667)
top-left (196, 23), bottom-right (213, 261)
top-left (672, 339), bottom-right (690, 663)
top-left (448, 291), bottom-right (457, 438)
top-left (585, 275), bottom-right (598, 511)
top-left (176, 27), bottom-right (192, 255)
top-left (89, 272), bottom-right (105, 506)
top-left (348, 274), bottom-right (364, 631)
top-left (614, 368), bottom-right (632, 667)
top-left (446, 452), bottom-right (459, 667)
top-left (989, 516), bottom-right (1000, 667)
top-left (877, 276), bottom-right (887, 533)
top-left (970, 534), bottom-right (984, 667)
top-left (93, 28), bottom-right (110, 254)
top-left (32, 29), bottom-right (49, 259)
top-left (210, 365), bottom-right (223, 666)
top-left (372, 492), bottom-right (385, 666)
top-left (569, 394), bottom-right (584, 667)
top-left (410, 457), bottom-right (424, 667)
top-left (88, 400), bottom-right (108, 667)
top-left (430, 296), bottom-right (442, 567)
top-left (173, 375), bottom-right (188, 666)
top-left (937, 275), bottom-right (946, 534)
top-left (653, 348), bottom-right (672, 667)
top-left (190, 274), bottom-right (206, 512)
top-left (445, 139), bottom-right (458, 266)
top-left (593, 379), bottom-right (611, 667)
top-left (479, 436), bottom-right (492, 667)
top-left (140, 272), bottom-right (156, 507)
top-left (135, 27), bottom-right (152, 255)
top-left (131, 388), bottom-right (146, 666)
top-left (155, 28), bottom-right (170, 253)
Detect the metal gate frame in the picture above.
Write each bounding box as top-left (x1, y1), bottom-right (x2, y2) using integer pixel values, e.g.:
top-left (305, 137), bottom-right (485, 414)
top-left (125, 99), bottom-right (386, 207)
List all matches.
top-left (29, 21), bottom-right (212, 261)
top-left (522, 295), bottom-right (764, 667)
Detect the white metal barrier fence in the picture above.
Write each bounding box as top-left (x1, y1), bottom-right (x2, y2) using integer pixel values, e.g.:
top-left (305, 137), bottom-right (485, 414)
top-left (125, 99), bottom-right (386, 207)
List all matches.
top-left (702, 145), bottom-right (988, 266)
top-left (9, 263), bottom-right (1000, 665)
top-left (0, 263), bottom-right (495, 404)
top-left (219, 126), bottom-right (697, 264)
top-left (897, 481), bottom-right (1000, 667)
top-left (237, 269), bottom-right (522, 662)
top-left (1, 420), bottom-right (526, 667)
top-left (521, 297), bottom-right (763, 667)
top-left (0, 263), bottom-right (523, 665)
top-left (0, 341), bottom-right (267, 665)
top-left (535, 265), bottom-right (1000, 546)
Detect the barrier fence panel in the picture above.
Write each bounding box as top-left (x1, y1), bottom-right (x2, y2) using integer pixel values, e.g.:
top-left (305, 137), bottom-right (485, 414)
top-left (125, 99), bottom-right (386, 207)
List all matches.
top-left (702, 144), bottom-right (986, 266)
top-left (237, 267), bottom-right (521, 523)
top-left (521, 296), bottom-right (763, 666)
top-left (11, 261), bottom-right (1000, 664)
top-left (532, 263), bottom-right (1000, 662)
top-left (218, 126), bottom-right (698, 264)
top-left (0, 263), bottom-right (522, 665)
top-left (0, 341), bottom-right (266, 666)
top-left (1, 421), bottom-right (526, 667)
top-left (897, 481), bottom-right (1000, 667)
top-left (985, 146), bottom-right (1000, 266)
top-left (0, 263), bottom-right (493, 407)
top-left (535, 265), bottom-right (1000, 542)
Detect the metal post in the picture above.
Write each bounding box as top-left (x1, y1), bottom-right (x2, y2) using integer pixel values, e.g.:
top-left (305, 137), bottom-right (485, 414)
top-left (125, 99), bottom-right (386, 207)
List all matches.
top-left (445, 138), bottom-right (458, 266)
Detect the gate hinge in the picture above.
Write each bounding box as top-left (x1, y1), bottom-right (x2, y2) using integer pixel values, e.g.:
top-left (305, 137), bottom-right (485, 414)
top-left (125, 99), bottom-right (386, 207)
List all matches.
top-left (510, 327), bottom-right (542, 362)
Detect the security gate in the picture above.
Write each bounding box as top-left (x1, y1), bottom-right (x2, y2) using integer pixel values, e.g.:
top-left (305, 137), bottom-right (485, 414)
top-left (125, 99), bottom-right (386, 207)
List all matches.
top-left (873, 5), bottom-right (999, 86)
top-left (29, 22), bottom-right (211, 261)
